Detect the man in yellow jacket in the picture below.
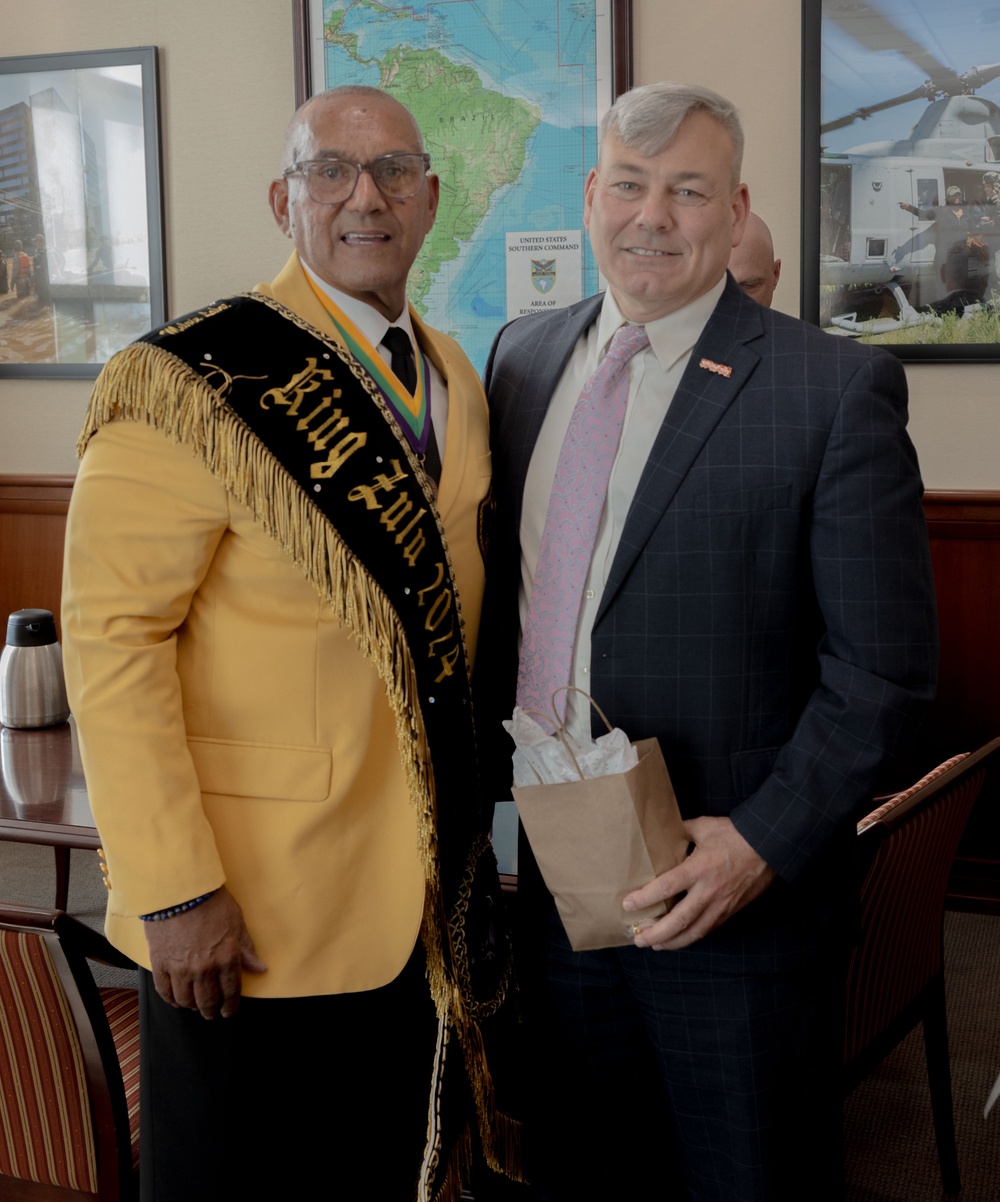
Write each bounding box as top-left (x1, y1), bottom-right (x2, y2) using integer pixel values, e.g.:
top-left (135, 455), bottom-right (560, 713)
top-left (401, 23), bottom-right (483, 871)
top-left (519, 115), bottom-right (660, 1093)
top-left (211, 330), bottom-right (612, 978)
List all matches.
top-left (62, 86), bottom-right (519, 1201)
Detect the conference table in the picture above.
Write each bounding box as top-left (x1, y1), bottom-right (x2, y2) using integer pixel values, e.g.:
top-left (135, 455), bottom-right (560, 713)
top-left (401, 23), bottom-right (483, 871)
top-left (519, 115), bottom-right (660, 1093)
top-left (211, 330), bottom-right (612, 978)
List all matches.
top-left (0, 717), bottom-right (99, 909)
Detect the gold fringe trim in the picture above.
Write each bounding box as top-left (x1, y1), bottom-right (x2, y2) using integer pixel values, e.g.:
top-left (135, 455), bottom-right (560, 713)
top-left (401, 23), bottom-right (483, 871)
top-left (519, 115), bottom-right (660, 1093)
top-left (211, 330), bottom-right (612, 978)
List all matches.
top-left (82, 318), bottom-right (523, 1187)
top-left (450, 833), bottom-right (514, 1024)
top-left (424, 1108), bottom-right (523, 1200)
top-left (82, 341), bottom-right (441, 935)
top-left (455, 989), bottom-right (525, 1181)
top-left (430, 1123), bottom-right (474, 1202)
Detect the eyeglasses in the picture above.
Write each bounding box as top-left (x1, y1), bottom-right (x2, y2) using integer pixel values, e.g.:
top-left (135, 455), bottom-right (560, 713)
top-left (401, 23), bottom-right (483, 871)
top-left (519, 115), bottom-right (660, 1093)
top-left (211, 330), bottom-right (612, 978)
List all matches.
top-left (281, 153), bottom-right (432, 204)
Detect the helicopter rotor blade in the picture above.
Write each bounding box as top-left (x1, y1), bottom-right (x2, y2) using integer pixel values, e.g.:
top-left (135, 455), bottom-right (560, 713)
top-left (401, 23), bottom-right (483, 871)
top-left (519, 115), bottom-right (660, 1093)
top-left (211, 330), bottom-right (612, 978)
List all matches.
top-left (825, 0), bottom-right (966, 94)
top-left (821, 83), bottom-right (936, 134)
top-left (821, 56), bottom-right (1000, 134)
top-left (962, 62), bottom-right (1000, 91)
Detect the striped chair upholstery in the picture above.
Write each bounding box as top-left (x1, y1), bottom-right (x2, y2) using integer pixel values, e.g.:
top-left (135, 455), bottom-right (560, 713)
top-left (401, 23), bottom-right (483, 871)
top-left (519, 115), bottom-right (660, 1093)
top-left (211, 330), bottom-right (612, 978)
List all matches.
top-left (101, 986), bottom-right (141, 1170)
top-left (844, 736), bottom-right (1000, 1196)
top-left (0, 905), bottom-right (139, 1202)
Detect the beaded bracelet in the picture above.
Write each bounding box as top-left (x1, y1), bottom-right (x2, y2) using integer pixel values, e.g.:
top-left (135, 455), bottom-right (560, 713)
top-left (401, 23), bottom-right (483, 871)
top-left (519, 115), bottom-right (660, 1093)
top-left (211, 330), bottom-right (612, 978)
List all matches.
top-left (139, 889), bottom-right (218, 922)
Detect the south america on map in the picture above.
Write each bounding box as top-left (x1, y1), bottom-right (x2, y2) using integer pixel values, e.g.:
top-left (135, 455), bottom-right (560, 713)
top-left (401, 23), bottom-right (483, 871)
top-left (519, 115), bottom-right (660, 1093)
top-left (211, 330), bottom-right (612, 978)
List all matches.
top-left (316, 0), bottom-right (605, 373)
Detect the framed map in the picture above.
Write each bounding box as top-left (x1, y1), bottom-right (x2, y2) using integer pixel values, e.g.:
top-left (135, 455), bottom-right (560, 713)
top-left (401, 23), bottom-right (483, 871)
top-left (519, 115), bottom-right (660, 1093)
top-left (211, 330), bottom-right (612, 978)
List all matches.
top-left (292, 0), bottom-right (632, 374)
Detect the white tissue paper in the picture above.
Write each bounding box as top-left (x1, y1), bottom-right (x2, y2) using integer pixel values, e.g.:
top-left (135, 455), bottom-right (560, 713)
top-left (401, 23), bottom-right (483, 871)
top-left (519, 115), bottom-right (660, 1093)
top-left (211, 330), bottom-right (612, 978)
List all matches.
top-left (502, 706), bottom-right (638, 788)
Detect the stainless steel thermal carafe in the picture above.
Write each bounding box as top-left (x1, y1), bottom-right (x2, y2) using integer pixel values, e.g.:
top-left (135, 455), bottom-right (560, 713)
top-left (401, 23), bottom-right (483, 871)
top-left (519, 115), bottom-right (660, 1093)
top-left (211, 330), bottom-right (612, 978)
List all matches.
top-left (0, 608), bottom-right (71, 729)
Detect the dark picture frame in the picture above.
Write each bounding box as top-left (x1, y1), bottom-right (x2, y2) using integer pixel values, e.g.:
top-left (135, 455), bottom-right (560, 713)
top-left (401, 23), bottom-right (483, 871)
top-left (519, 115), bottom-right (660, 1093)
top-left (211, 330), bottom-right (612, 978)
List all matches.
top-left (0, 46), bottom-right (165, 379)
top-left (801, 1), bottom-right (1000, 361)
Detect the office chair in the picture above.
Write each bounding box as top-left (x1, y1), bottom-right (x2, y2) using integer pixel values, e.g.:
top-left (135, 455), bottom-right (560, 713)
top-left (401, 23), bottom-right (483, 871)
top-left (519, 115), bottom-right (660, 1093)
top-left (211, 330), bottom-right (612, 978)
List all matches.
top-left (0, 904), bottom-right (139, 1201)
top-left (844, 735), bottom-right (1000, 1195)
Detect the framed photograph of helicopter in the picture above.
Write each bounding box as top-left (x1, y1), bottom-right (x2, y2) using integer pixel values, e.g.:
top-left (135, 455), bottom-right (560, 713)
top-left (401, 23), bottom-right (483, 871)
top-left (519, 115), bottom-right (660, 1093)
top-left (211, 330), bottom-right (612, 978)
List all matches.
top-left (802, 0), bottom-right (1000, 360)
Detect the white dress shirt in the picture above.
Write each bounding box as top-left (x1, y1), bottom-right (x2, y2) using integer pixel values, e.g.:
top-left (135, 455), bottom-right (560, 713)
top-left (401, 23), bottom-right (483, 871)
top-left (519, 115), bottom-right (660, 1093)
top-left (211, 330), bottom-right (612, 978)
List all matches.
top-left (302, 263), bottom-right (449, 458)
top-left (519, 278), bottom-right (724, 739)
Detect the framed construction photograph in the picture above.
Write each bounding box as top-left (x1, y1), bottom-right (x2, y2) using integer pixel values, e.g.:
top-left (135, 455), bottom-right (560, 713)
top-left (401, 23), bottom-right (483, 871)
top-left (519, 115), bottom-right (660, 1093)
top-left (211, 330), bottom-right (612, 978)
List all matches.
top-left (801, 0), bottom-right (1000, 361)
top-left (0, 46), bottom-right (165, 379)
top-left (291, 0), bottom-right (632, 375)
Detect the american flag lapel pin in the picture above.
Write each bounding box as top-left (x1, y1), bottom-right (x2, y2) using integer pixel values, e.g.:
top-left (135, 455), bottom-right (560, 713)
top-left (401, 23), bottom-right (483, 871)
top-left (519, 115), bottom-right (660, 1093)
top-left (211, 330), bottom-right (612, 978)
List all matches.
top-left (699, 357), bottom-right (733, 378)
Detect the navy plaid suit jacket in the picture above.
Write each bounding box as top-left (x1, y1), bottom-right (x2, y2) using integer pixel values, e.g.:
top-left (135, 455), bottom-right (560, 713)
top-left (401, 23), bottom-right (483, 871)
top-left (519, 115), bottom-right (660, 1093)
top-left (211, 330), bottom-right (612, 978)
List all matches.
top-left (475, 274), bottom-right (938, 937)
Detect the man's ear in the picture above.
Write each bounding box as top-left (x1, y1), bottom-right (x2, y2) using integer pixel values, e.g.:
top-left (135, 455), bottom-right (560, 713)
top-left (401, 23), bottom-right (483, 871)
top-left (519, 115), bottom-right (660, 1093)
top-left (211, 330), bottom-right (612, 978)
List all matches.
top-left (731, 183), bottom-right (750, 247)
top-left (269, 179), bottom-right (292, 237)
top-left (424, 171), bottom-right (440, 232)
top-left (582, 167), bottom-right (599, 232)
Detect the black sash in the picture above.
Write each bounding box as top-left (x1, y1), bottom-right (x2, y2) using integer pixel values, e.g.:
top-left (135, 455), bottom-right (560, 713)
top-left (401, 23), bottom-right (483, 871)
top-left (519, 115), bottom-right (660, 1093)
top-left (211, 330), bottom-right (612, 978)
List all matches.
top-left (145, 293), bottom-right (469, 726)
top-left (84, 292), bottom-right (521, 1194)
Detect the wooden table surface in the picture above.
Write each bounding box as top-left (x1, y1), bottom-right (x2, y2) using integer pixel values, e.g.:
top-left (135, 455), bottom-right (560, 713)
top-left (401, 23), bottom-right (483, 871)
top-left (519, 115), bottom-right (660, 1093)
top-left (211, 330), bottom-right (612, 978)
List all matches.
top-left (0, 716), bottom-right (98, 848)
top-left (0, 717), bottom-right (98, 909)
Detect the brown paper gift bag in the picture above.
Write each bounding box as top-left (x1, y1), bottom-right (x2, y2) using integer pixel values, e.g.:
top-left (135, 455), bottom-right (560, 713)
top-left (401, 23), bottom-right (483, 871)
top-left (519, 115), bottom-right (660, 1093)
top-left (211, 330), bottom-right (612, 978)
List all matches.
top-left (511, 708), bottom-right (690, 950)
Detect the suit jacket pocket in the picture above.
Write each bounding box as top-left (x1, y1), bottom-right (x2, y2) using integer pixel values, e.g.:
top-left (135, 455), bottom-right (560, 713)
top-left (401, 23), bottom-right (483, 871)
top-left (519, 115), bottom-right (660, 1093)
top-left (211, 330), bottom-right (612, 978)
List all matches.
top-left (187, 737), bottom-right (332, 801)
top-left (730, 746), bottom-right (781, 799)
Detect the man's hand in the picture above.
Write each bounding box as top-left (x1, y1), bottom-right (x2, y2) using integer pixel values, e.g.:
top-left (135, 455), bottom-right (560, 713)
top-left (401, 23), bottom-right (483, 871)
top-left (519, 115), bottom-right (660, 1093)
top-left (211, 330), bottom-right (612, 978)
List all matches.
top-left (623, 816), bottom-right (776, 950)
top-left (143, 886), bottom-right (267, 1019)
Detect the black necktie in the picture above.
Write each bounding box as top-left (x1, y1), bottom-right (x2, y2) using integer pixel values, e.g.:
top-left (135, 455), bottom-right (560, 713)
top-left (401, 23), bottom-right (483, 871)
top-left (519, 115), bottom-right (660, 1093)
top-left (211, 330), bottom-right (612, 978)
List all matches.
top-left (381, 325), bottom-right (416, 393)
top-left (381, 326), bottom-right (441, 483)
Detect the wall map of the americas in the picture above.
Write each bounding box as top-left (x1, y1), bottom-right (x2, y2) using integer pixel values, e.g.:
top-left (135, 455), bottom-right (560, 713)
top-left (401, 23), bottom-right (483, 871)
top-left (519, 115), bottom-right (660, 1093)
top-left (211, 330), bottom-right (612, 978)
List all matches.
top-left (316, 0), bottom-right (606, 373)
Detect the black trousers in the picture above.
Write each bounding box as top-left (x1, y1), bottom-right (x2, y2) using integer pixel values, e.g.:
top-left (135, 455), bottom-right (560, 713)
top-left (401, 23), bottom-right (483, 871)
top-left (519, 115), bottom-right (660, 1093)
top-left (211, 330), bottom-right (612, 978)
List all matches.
top-left (138, 945), bottom-right (437, 1201)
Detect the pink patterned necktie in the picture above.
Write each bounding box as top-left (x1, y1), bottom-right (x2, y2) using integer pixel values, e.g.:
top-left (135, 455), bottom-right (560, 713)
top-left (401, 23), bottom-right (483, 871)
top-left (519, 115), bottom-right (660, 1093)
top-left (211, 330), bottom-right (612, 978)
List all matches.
top-left (517, 322), bottom-right (650, 726)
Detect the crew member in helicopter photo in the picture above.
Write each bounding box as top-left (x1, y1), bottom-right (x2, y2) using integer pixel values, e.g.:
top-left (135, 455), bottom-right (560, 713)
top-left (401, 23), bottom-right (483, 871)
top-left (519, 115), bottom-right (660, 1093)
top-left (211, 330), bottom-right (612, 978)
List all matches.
top-left (898, 182), bottom-right (965, 222)
top-left (976, 171), bottom-right (1000, 295)
top-left (920, 236), bottom-right (992, 317)
top-left (981, 170), bottom-right (1000, 208)
top-left (898, 185), bottom-right (993, 308)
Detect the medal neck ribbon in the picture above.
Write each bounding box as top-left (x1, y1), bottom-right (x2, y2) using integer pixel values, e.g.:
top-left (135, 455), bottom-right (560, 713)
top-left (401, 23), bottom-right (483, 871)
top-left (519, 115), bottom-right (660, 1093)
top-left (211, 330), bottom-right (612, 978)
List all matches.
top-left (304, 272), bottom-right (432, 456)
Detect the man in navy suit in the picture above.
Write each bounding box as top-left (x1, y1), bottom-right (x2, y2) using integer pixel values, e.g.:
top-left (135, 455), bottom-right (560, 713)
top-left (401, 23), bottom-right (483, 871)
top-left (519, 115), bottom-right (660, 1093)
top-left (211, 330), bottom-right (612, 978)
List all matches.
top-left (476, 82), bottom-right (938, 1201)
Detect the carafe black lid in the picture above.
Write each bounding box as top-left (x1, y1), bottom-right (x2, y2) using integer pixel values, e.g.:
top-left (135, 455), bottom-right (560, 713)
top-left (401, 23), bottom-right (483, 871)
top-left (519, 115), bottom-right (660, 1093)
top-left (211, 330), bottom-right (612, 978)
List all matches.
top-left (5, 609), bottom-right (58, 647)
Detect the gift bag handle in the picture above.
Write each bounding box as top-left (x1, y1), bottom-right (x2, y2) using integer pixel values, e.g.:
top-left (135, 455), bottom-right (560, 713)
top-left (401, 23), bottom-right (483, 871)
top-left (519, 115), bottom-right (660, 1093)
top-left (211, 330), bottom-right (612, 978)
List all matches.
top-left (550, 686), bottom-right (615, 736)
top-left (521, 707), bottom-right (586, 783)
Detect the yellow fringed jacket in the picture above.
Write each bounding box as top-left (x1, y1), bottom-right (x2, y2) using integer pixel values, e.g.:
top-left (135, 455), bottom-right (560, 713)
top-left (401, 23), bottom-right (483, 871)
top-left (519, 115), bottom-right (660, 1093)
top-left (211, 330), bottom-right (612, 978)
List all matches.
top-left (61, 253), bottom-right (492, 997)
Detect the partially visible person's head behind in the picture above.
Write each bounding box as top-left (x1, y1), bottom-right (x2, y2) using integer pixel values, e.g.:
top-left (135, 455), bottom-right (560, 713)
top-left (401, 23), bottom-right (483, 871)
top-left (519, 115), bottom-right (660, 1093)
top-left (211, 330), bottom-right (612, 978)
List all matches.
top-left (584, 81), bottom-right (748, 324)
top-left (269, 85), bottom-right (439, 321)
top-left (728, 211), bottom-right (781, 307)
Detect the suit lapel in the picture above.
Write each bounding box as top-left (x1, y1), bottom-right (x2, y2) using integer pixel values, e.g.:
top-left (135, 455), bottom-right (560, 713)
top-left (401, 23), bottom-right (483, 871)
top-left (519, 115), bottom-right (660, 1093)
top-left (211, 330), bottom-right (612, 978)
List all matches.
top-left (598, 278), bottom-right (763, 621)
top-left (502, 295), bottom-right (604, 506)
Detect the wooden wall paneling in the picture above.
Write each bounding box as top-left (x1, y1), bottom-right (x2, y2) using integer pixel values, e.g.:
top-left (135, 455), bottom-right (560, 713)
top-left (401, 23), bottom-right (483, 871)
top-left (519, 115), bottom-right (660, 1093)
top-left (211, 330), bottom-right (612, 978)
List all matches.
top-left (0, 476), bottom-right (74, 642)
top-left (922, 492), bottom-right (1000, 911)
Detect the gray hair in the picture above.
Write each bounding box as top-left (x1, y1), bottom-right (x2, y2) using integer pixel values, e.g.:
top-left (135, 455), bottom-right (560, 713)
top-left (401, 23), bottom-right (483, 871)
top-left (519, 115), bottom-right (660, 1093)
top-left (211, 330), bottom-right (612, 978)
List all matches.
top-left (599, 82), bottom-right (744, 188)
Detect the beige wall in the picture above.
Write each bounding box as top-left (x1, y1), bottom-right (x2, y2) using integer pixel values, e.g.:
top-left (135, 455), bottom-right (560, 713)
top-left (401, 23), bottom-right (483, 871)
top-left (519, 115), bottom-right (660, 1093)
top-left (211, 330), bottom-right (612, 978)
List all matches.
top-left (1, 0), bottom-right (295, 474)
top-left (2, 0), bottom-right (997, 487)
